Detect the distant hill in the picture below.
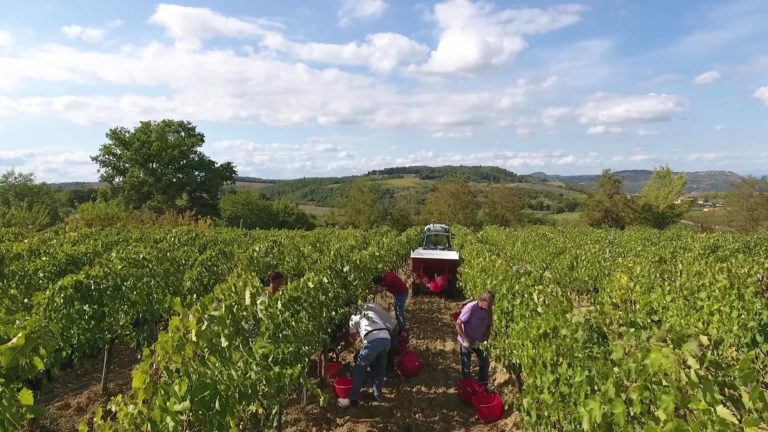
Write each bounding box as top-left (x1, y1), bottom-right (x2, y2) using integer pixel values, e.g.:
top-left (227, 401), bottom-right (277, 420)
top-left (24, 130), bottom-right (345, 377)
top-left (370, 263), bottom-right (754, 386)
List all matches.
top-left (367, 165), bottom-right (520, 182)
top-left (50, 167), bottom-right (747, 208)
top-left (528, 170), bottom-right (743, 194)
top-left (233, 165), bottom-right (528, 207)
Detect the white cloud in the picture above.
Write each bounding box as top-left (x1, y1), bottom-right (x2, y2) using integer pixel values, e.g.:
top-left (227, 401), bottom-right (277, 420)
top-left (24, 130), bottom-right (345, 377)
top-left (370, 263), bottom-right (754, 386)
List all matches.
top-left (692, 70), bottom-right (721, 85)
top-left (62, 25), bottom-right (104, 42)
top-left (515, 127), bottom-right (532, 138)
top-left (148, 4), bottom-right (425, 73)
top-left (0, 30), bottom-right (12, 47)
top-left (431, 127), bottom-right (473, 138)
top-left (0, 149), bottom-right (96, 181)
top-left (627, 153), bottom-right (656, 161)
top-left (587, 125), bottom-right (623, 135)
top-left (419, 0), bottom-right (585, 74)
top-left (636, 128), bottom-right (658, 136)
top-left (687, 152), bottom-right (723, 161)
top-left (149, 4), bottom-right (274, 49)
top-left (338, 0), bottom-right (388, 25)
top-left (0, 39), bottom-right (555, 131)
top-left (263, 32), bottom-right (428, 74)
top-left (61, 21), bottom-right (122, 42)
top-left (714, 124), bottom-right (725, 131)
top-left (754, 86), bottom-right (768, 105)
top-left (540, 106), bottom-right (572, 127)
top-left (579, 93), bottom-right (688, 125)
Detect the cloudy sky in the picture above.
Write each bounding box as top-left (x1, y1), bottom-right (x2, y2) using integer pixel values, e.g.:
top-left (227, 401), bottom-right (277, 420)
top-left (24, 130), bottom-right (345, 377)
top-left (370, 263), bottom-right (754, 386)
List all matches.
top-left (0, 0), bottom-right (767, 181)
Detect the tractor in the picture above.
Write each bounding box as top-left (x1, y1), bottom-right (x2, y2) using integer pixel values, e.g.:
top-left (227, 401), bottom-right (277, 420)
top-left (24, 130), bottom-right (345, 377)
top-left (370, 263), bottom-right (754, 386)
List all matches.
top-left (410, 223), bottom-right (460, 298)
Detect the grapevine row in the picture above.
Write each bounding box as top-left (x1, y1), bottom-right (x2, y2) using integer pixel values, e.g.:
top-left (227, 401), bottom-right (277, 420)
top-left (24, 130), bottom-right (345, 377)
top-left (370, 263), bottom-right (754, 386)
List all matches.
top-left (456, 226), bottom-right (768, 431)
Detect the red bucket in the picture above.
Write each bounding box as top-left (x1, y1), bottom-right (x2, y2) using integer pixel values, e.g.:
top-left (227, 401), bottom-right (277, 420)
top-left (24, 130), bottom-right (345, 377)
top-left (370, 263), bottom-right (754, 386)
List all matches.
top-left (324, 361), bottom-right (342, 384)
top-left (394, 345), bottom-right (408, 356)
top-left (334, 376), bottom-right (353, 399)
top-left (395, 350), bottom-right (422, 378)
top-left (472, 393), bottom-right (503, 424)
top-left (450, 311), bottom-right (460, 321)
top-left (458, 378), bottom-right (485, 406)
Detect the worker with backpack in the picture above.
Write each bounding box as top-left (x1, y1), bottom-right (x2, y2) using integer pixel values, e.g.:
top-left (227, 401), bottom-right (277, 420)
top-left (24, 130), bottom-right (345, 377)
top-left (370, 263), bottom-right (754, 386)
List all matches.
top-left (338, 301), bottom-right (395, 408)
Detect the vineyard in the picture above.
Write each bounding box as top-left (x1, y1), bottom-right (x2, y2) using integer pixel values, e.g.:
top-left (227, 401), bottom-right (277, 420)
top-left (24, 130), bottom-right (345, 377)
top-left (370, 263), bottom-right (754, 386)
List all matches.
top-left (1, 226), bottom-right (767, 431)
top-left (457, 227), bottom-right (768, 431)
top-left (0, 226), bottom-right (417, 430)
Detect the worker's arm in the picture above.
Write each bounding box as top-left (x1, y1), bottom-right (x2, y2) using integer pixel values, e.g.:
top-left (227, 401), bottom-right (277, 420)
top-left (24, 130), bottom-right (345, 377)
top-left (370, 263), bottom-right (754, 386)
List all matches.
top-left (455, 320), bottom-right (470, 347)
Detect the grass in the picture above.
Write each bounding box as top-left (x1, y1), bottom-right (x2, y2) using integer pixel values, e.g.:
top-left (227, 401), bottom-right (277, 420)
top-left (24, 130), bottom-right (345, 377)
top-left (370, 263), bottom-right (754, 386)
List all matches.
top-left (548, 212), bottom-right (585, 226)
top-left (503, 182), bottom-right (587, 198)
top-left (298, 205), bottom-right (334, 217)
top-left (234, 182), bottom-right (274, 190)
top-left (373, 177), bottom-right (430, 188)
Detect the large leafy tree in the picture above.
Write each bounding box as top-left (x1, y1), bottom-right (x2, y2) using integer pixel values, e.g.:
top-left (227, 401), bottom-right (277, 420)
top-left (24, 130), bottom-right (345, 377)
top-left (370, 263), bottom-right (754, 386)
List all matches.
top-left (219, 191), bottom-right (275, 229)
top-left (341, 180), bottom-right (382, 229)
top-left (636, 166), bottom-right (688, 229)
top-left (478, 185), bottom-right (524, 227)
top-left (582, 170), bottom-right (634, 229)
top-left (91, 120), bottom-right (236, 216)
top-left (726, 177), bottom-right (768, 233)
top-left (424, 180), bottom-right (478, 227)
top-left (387, 189), bottom-right (424, 231)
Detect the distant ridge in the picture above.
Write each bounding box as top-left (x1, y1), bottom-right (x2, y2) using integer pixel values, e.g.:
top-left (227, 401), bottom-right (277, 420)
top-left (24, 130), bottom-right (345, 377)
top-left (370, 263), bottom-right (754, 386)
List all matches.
top-left (529, 170), bottom-right (743, 194)
top-left (50, 167), bottom-right (745, 195)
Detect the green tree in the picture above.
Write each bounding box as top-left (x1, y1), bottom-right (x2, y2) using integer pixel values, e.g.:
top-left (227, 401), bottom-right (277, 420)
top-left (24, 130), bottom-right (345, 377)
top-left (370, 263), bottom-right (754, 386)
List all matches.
top-left (91, 120), bottom-right (236, 216)
top-left (478, 186), bottom-right (523, 226)
top-left (725, 177), bottom-right (768, 233)
top-left (388, 190), bottom-right (424, 231)
top-left (219, 191), bottom-right (276, 229)
top-left (58, 188), bottom-right (98, 209)
top-left (0, 169), bottom-right (61, 230)
top-left (582, 170), bottom-right (634, 229)
top-left (636, 166), bottom-right (688, 229)
top-left (341, 181), bottom-right (381, 228)
top-left (270, 200), bottom-right (315, 230)
top-left (423, 180), bottom-right (478, 227)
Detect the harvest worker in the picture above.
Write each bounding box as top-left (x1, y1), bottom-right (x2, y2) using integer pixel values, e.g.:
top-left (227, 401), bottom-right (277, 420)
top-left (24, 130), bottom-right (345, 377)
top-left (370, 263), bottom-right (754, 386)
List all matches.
top-left (266, 271), bottom-right (284, 296)
top-left (355, 302), bottom-right (400, 375)
top-left (371, 272), bottom-right (409, 336)
top-left (455, 290), bottom-right (494, 387)
top-left (338, 301), bottom-right (393, 408)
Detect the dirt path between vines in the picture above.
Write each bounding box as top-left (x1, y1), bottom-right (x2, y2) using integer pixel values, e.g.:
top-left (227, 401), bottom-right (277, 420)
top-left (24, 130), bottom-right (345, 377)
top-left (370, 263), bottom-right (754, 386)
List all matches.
top-left (283, 294), bottom-right (523, 432)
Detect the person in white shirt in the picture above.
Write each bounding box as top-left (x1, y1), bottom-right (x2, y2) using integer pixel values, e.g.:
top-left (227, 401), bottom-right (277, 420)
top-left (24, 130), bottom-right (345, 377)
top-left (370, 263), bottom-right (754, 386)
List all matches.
top-left (338, 301), bottom-right (394, 408)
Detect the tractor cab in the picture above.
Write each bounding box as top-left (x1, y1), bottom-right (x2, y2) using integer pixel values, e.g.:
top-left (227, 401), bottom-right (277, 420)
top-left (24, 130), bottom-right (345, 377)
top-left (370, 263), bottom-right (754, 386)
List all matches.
top-left (421, 223), bottom-right (453, 250)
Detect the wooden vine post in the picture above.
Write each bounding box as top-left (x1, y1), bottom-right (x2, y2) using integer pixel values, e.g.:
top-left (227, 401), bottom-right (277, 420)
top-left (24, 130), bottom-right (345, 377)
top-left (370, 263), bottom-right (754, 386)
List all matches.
top-left (100, 343), bottom-right (114, 395)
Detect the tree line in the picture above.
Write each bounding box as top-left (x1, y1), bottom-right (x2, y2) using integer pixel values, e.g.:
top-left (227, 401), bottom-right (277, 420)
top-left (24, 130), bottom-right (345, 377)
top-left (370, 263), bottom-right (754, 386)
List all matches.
top-left (582, 168), bottom-right (768, 233)
top-left (1, 119), bottom-right (766, 233)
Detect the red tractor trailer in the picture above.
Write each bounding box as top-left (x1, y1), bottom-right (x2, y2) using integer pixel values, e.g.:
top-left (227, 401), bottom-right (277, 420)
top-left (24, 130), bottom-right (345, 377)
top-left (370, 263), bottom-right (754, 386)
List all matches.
top-left (410, 223), bottom-right (460, 298)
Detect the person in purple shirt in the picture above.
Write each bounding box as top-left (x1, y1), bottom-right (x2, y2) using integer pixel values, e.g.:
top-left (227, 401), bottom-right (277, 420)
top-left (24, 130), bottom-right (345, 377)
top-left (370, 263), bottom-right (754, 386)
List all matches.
top-left (455, 291), bottom-right (494, 387)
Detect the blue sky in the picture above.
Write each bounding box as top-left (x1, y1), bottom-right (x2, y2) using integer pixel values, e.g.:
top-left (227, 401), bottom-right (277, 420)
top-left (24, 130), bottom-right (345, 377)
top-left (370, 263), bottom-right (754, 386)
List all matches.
top-left (0, 0), bottom-right (766, 181)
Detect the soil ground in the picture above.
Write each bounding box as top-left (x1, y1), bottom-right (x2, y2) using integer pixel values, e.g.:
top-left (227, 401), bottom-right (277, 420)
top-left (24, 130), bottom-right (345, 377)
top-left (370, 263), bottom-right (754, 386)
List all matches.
top-left (21, 345), bottom-right (139, 432)
top-left (283, 293), bottom-right (523, 432)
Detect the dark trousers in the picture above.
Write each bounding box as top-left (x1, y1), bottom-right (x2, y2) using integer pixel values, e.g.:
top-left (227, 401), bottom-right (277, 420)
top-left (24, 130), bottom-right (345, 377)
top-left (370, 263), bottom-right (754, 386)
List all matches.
top-left (460, 345), bottom-right (490, 385)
